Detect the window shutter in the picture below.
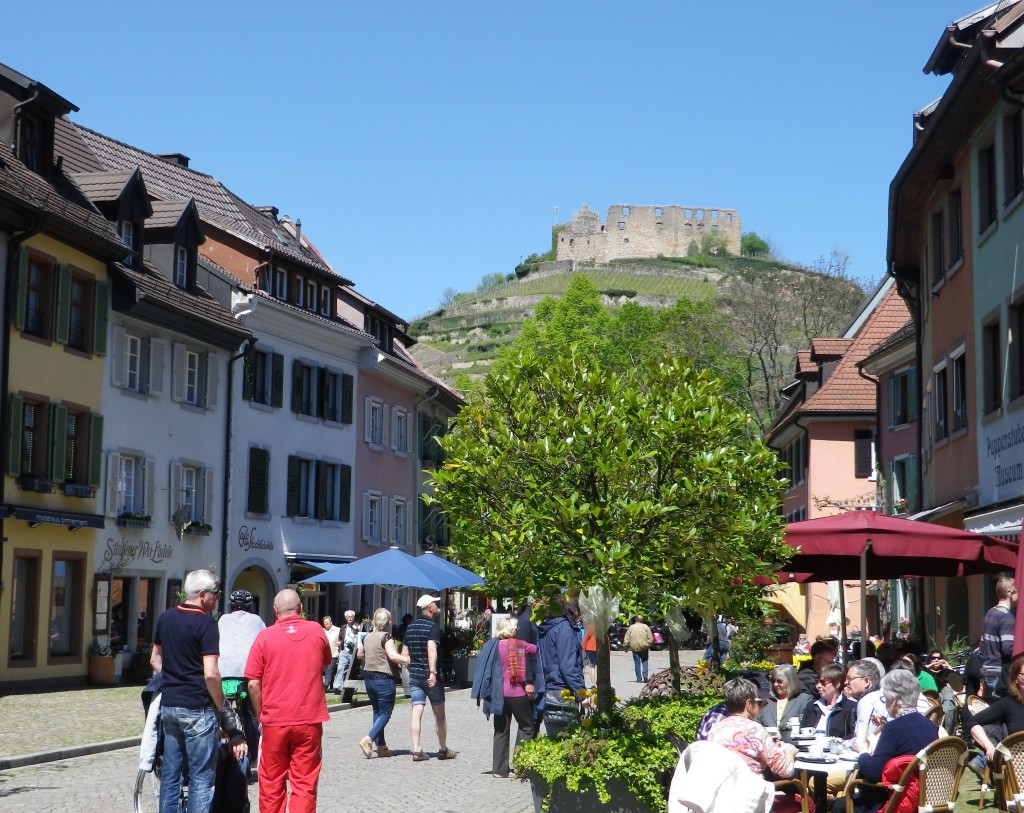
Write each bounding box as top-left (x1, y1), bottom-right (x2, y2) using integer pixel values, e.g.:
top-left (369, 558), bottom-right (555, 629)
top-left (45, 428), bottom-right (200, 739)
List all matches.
top-left (247, 448), bottom-right (270, 514)
top-left (382, 405), bottom-right (390, 448)
top-left (106, 453), bottom-right (121, 517)
top-left (204, 468), bottom-right (215, 523)
top-left (93, 281), bottom-right (109, 355)
top-left (6, 394), bottom-right (22, 476)
top-left (242, 353), bottom-right (256, 401)
top-left (144, 457), bottom-right (156, 516)
top-left (884, 462), bottom-right (895, 509)
top-left (291, 360), bottom-right (303, 413)
top-left (149, 338), bottom-right (166, 396)
top-left (169, 462), bottom-right (183, 519)
top-left (110, 325), bottom-right (127, 387)
top-left (87, 413), bottom-right (104, 488)
top-left (286, 455), bottom-right (301, 516)
top-left (11, 248), bottom-right (27, 331)
top-left (909, 368), bottom-right (919, 422)
top-left (340, 464), bottom-right (352, 522)
top-left (854, 430), bottom-right (873, 479)
top-left (907, 456), bottom-right (919, 513)
top-left (205, 353), bottom-right (219, 409)
top-left (391, 409), bottom-right (399, 451)
top-left (46, 403), bottom-right (66, 481)
top-left (886, 378), bottom-right (895, 429)
top-left (271, 353), bottom-right (284, 408)
top-left (315, 460), bottom-right (328, 519)
top-left (52, 264), bottom-right (72, 345)
top-left (382, 497), bottom-right (392, 543)
top-left (171, 342), bottom-right (186, 402)
top-left (318, 367), bottom-right (328, 420)
top-left (364, 398), bottom-right (373, 442)
top-left (341, 374), bottom-right (353, 424)
top-left (361, 493), bottom-right (371, 540)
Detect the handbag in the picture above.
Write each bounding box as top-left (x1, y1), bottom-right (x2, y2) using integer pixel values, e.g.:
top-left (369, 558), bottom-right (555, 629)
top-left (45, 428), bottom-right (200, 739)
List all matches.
top-left (382, 633), bottom-right (403, 682)
top-left (542, 688), bottom-right (579, 727)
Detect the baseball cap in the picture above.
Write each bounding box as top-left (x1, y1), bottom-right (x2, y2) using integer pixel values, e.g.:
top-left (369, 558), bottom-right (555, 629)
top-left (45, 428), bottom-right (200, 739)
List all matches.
top-left (416, 594), bottom-right (442, 609)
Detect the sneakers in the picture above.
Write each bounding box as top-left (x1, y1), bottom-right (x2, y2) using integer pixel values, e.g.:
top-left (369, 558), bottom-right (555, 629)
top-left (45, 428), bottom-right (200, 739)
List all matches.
top-left (967, 753), bottom-right (987, 781)
top-left (437, 748), bottom-right (458, 760)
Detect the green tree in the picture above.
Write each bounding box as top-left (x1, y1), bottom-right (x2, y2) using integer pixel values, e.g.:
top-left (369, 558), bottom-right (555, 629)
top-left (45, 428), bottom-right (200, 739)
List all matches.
top-left (430, 348), bottom-right (787, 711)
top-left (741, 232), bottom-right (771, 258)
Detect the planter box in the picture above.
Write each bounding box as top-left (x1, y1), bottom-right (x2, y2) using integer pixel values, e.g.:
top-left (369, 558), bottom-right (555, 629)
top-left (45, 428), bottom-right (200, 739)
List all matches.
top-left (116, 517), bottom-right (151, 529)
top-left (184, 525), bottom-right (212, 537)
top-left (453, 653), bottom-right (478, 687)
top-left (529, 776), bottom-right (655, 813)
top-left (88, 655), bottom-right (116, 685)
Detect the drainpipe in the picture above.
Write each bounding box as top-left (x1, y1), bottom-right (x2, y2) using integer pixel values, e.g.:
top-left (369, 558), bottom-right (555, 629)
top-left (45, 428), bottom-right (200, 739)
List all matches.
top-left (2, 212), bottom-right (47, 587)
top-left (221, 334), bottom-right (256, 609)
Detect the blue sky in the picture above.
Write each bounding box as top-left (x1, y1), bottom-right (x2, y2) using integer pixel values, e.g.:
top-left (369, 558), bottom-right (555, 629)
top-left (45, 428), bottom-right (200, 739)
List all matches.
top-left (9, 2), bottom-right (974, 321)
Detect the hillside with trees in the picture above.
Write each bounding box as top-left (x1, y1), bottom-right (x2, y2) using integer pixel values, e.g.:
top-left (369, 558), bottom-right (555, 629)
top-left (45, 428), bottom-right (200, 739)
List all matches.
top-left (408, 240), bottom-right (870, 431)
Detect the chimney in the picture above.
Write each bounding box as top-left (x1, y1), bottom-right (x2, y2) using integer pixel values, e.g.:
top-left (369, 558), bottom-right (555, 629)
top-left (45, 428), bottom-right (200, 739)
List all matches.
top-left (156, 152), bottom-right (190, 168)
top-left (295, 219), bottom-right (302, 245)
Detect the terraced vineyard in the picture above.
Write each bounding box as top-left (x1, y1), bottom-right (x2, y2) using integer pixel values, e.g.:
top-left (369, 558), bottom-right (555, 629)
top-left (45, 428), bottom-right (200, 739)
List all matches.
top-left (407, 255), bottom-right (807, 386)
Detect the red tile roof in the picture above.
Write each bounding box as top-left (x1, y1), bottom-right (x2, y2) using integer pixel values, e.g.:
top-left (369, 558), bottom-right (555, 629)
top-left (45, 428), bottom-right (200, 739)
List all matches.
top-left (801, 285), bottom-right (910, 413)
top-left (810, 338), bottom-right (853, 358)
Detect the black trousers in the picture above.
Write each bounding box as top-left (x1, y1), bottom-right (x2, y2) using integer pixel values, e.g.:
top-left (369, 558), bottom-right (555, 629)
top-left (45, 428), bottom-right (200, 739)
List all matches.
top-left (493, 695), bottom-right (535, 775)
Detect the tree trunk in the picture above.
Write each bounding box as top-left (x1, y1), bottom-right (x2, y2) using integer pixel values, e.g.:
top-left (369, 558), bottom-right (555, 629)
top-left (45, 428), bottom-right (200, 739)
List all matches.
top-left (597, 627), bottom-right (614, 713)
top-left (666, 625), bottom-right (681, 696)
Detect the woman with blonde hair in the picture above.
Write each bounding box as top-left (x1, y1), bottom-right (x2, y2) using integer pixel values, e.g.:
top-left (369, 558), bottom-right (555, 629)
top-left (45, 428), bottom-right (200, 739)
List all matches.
top-left (472, 615), bottom-right (538, 778)
top-left (356, 607), bottom-right (410, 758)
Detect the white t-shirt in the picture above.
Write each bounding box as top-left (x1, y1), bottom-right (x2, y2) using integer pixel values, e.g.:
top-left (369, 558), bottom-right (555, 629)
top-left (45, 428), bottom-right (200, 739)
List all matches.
top-left (218, 611), bottom-right (266, 677)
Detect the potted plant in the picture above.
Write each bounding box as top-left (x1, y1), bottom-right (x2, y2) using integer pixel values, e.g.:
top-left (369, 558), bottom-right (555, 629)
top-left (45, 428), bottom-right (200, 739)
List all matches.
top-left (184, 521), bottom-right (213, 537)
top-left (116, 511), bottom-right (152, 529)
top-left (514, 689), bottom-right (720, 813)
top-left (88, 639), bottom-right (117, 685)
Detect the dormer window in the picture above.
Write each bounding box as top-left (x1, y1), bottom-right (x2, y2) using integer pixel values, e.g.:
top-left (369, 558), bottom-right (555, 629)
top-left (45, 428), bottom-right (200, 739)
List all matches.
top-left (20, 113), bottom-right (42, 173)
top-left (306, 280), bottom-right (317, 311)
top-left (274, 268), bottom-right (287, 299)
top-left (175, 246), bottom-right (188, 288)
top-left (119, 221), bottom-right (135, 265)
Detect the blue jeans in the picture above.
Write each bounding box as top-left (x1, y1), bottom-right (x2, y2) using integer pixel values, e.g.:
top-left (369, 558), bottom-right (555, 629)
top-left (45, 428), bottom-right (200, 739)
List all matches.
top-left (632, 650), bottom-right (649, 681)
top-left (333, 651), bottom-right (352, 690)
top-left (160, 705), bottom-right (218, 813)
top-left (365, 675), bottom-right (397, 746)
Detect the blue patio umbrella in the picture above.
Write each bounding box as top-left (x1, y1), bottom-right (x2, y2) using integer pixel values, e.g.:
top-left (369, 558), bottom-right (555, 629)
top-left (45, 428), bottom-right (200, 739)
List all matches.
top-left (305, 546), bottom-right (472, 591)
top-left (416, 552), bottom-right (485, 588)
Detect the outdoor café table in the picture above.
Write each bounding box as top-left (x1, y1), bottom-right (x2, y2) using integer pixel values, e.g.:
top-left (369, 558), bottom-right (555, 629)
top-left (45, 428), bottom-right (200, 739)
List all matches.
top-left (793, 754), bottom-right (857, 813)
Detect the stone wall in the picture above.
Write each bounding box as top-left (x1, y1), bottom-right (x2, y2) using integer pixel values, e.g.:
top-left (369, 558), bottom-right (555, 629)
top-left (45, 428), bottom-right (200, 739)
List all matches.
top-left (554, 204), bottom-right (741, 263)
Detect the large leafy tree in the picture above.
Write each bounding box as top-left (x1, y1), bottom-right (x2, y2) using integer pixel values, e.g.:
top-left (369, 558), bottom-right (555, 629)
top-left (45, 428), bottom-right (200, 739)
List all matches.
top-left (430, 347), bottom-right (787, 710)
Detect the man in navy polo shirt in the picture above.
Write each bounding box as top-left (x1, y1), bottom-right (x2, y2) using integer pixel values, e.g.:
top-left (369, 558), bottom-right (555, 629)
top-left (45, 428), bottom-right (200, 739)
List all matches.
top-left (151, 569), bottom-right (223, 813)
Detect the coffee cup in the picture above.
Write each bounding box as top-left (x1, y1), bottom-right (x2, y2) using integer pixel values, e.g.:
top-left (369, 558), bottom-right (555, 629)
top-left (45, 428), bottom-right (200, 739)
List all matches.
top-left (766, 726), bottom-right (780, 739)
top-left (788, 717), bottom-right (801, 731)
top-left (800, 727), bottom-right (816, 736)
top-left (808, 741), bottom-right (824, 757)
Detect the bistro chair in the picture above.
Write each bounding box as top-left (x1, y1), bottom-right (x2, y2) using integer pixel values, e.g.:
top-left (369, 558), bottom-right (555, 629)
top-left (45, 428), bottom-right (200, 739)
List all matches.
top-left (843, 736), bottom-right (967, 813)
top-left (988, 731), bottom-right (1024, 811)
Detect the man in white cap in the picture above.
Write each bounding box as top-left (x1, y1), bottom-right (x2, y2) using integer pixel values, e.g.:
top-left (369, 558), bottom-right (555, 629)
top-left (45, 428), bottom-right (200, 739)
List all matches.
top-left (406, 594), bottom-right (457, 761)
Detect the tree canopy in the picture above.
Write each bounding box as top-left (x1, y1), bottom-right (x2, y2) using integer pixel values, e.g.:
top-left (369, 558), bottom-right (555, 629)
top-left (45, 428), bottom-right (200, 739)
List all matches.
top-left (432, 348), bottom-right (787, 620)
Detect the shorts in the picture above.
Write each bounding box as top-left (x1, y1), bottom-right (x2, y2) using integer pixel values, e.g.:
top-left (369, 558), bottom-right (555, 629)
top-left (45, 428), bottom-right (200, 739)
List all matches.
top-left (585, 651), bottom-right (597, 666)
top-left (409, 676), bottom-right (445, 706)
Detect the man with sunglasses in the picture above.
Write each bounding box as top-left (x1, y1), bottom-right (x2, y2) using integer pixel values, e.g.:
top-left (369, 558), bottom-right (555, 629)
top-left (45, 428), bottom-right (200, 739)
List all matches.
top-left (150, 569), bottom-right (224, 813)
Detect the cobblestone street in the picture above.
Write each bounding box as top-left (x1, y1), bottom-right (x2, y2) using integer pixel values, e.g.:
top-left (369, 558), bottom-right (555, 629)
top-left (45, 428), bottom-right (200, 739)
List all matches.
top-left (0, 649), bottom-right (695, 813)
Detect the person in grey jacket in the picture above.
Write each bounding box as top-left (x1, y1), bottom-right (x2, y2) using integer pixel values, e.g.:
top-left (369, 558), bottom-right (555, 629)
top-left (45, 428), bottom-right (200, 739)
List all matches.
top-left (757, 663), bottom-right (812, 739)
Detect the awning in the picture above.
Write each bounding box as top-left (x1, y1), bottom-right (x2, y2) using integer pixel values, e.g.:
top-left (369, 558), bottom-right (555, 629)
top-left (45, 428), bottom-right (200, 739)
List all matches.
top-left (908, 498), bottom-right (972, 523)
top-left (289, 557), bottom-right (357, 570)
top-left (7, 504), bottom-right (105, 529)
top-left (965, 501), bottom-right (1024, 543)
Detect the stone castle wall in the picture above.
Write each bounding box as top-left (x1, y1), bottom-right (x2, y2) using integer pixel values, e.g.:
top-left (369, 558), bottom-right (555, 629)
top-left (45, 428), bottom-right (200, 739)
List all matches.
top-left (554, 204), bottom-right (741, 263)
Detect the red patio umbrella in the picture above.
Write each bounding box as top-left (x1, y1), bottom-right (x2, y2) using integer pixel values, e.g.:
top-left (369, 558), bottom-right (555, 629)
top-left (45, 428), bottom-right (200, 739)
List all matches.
top-left (779, 510), bottom-right (1016, 641)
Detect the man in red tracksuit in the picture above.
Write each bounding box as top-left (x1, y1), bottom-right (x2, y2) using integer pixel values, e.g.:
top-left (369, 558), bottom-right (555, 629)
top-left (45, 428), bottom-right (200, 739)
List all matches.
top-left (245, 589), bottom-right (331, 813)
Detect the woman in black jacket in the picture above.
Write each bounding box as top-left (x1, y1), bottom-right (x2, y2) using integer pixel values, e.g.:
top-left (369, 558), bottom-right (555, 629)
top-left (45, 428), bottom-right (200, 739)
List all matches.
top-left (801, 663), bottom-right (857, 740)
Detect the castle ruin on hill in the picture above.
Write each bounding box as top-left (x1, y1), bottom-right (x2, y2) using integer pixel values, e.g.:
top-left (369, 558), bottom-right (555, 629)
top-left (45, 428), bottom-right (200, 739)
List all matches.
top-left (554, 204), bottom-right (741, 263)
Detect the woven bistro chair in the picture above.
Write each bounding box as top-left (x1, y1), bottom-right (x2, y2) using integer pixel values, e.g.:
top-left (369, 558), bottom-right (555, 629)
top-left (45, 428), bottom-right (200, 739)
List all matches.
top-left (990, 731), bottom-right (1024, 812)
top-left (844, 736), bottom-right (968, 813)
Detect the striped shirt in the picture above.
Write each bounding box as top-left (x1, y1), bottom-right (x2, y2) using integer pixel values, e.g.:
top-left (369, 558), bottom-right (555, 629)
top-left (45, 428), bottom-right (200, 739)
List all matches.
top-left (980, 604), bottom-right (1015, 678)
top-left (404, 615), bottom-right (441, 680)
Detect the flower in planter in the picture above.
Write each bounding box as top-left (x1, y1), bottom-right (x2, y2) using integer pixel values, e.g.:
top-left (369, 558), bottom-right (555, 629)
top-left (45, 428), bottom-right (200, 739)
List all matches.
top-left (89, 639), bottom-right (116, 657)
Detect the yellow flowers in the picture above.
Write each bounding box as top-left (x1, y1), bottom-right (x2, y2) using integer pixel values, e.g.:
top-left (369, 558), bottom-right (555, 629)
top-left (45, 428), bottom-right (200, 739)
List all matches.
top-left (582, 718), bottom-right (593, 728)
top-left (561, 689), bottom-right (574, 701)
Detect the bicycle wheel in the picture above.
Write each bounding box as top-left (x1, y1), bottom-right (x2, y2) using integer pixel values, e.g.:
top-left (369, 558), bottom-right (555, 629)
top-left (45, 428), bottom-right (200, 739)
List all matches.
top-left (133, 769), bottom-right (160, 813)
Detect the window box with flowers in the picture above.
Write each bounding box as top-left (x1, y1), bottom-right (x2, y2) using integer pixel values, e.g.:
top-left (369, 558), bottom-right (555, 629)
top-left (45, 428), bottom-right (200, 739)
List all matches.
top-left (116, 511), bottom-right (152, 529)
top-left (893, 498), bottom-right (908, 515)
top-left (184, 521), bottom-right (213, 537)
